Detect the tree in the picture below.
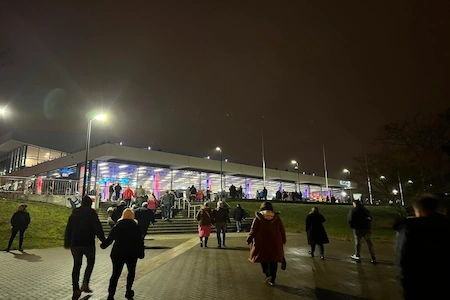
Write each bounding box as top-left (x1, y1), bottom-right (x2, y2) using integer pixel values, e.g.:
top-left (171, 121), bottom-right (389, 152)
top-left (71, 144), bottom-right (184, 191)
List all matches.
top-left (352, 108), bottom-right (450, 204)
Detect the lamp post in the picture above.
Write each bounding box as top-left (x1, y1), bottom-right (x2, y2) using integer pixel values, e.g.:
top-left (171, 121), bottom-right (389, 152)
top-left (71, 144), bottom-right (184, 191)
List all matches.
top-left (216, 147), bottom-right (223, 198)
top-left (82, 113), bottom-right (106, 196)
top-left (291, 160), bottom-right (300, 193)
top-left (343, 169), bottom-right (353, 201)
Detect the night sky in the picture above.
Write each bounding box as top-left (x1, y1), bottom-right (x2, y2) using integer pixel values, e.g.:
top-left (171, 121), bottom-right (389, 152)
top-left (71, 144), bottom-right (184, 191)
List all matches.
top-left (0, 1), bottom-right (449, 178)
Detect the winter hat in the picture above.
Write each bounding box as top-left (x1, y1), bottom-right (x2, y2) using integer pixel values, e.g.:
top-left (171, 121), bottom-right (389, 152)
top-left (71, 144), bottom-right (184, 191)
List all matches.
top-left (119, 208), bottom-right (135, 221)
top-left (259, 201), bottom-right (273, 212)
top-left (81, 196), bottom-right (93, 207)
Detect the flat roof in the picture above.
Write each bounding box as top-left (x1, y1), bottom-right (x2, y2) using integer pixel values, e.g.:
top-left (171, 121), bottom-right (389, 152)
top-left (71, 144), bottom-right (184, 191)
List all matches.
top-left (11, 143), bottom-right (351, 188)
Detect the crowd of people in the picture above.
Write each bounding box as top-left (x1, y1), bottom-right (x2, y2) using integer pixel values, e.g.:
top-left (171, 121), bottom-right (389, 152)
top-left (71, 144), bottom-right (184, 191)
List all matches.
top-left (4, 192), bottom-right (449, 300)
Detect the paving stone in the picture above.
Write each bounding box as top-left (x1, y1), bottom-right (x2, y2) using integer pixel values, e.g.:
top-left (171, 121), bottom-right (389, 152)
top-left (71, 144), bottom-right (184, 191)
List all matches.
top-left (0, 233), bottom-right (402, 300)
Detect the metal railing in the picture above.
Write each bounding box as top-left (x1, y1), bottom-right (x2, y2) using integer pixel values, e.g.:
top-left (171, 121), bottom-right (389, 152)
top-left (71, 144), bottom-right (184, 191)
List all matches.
top-left (0, 175), bottom-right (80, 196)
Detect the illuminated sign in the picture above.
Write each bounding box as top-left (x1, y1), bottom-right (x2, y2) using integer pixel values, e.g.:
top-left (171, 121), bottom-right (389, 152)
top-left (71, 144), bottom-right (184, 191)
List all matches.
top-left (340, 180), bottom-right (351, 187)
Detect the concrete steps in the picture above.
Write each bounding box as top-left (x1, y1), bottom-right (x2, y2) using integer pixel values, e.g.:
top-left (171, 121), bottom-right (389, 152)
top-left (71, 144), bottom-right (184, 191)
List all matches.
top-left (97, 203), bottom-right (252, 235)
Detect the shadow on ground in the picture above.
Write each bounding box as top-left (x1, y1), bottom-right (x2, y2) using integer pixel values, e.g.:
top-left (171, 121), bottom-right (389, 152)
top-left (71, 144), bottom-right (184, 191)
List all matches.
top-left (275, 285), bottom-right (371, 300)
top-left (12, 251), bottom-right (42, 262)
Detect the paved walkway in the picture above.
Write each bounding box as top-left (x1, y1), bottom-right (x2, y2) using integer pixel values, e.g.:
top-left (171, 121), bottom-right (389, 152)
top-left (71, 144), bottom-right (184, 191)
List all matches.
top-left (0, 233), bottom-right (402, 300)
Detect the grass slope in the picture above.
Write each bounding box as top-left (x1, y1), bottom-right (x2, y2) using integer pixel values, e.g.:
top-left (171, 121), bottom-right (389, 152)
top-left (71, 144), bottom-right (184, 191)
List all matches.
top-left (227, 200), bottom-right (398, 242)
top-left (0, 198), bottom-right (72, 250)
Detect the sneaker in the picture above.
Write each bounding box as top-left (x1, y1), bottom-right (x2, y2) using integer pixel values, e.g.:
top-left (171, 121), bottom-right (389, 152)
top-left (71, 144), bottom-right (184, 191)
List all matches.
top-left (269, 281), bottom-right (276, 286)
top-left (264, 276), bottom-right (272, 285)
top-left (371, 257), bottom-right (377, 264)
top-left (237, 230), bottom-right (240, 233)
top-left (351, 255), bottom-right (360, 260)
top-left (18, 248), bottom-right (24, 252)
top-left (125, 290), bottom-right (134, 299)
top-left (321, 256), bottom-right (325, 260)
top-left (4, 249), bottom-right (10, 252)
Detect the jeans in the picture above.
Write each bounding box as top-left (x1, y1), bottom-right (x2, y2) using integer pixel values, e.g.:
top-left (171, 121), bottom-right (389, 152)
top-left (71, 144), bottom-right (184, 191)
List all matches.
top-left (261, 262), bottom-right (278, 282)
top-left (7, 227), bottom-right (26, 250)
top-left (108, 256), bottom-right (138, 297)
top-left (235, 220), bottom-right (242, 232)
top-left (71, 246), bottom-right (96, 291)
top-left (163, 206), bottom-right (171, 219)
top-left (354, 230), bottom-right (375, 258)
top-left (216, 223), bottom-right (227, 246)
top-left (311, 243), bottom-right (324, 255)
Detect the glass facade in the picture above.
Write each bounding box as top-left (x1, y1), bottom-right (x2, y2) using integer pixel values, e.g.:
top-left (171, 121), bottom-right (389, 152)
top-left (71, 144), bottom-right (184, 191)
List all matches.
top-left (25, 145), bottom-right (66, 167)
top-left (78, 161), bottom-right (345, 202)
top-left (0, 145), bottom-right (27, 175)
top-left (0, 145), bottom-right (67, 175)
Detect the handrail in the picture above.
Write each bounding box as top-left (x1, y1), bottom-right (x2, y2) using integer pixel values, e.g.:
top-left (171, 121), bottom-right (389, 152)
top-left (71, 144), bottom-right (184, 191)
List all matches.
top-left (182, 197), bottom-right (202, 219)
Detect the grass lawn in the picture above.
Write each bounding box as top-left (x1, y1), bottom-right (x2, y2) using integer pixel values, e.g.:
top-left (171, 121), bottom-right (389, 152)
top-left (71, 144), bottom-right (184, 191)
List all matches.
top-left (227, 200), bottom-right (399, 242)
top-left (0, 198), bottom-right (72, 250)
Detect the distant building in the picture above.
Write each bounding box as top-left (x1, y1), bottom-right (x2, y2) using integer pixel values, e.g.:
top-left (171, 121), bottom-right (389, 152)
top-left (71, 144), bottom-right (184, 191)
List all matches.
top-left (0, 130), bottom-right (353, 200)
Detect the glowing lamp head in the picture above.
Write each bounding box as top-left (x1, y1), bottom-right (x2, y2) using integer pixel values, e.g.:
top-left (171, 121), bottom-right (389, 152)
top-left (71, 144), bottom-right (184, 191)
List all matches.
top-left (94, 114), bottom-right (106, 121)
top-left (343, 169), bottom-right (350, 174)
top-left (216, 147), bottom-right (221, 152)
top-left (291, 160), bottom-right (298, 165)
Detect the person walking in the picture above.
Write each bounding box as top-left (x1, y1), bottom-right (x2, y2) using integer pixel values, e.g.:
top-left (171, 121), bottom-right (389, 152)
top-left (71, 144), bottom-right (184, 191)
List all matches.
top-left (5, 204), bottom-right (31, 252)
top-left (213, 201), bottom-right (230, 248)
top-left (133, 202), bottom-right (155, 239)
top-left (161, 191), bottom-right (173, 221)
top-left (348, 200), bottom-right (376, 263)
top-left (64, 196), bottom-right (105, 300)
top-left (108, 184), bottom-right (114, 201)
top-left (233, 204), bottom-right (246, 233)
top-left (306, 207), bottom-right (329, 260)
top-left (107, 203), bottom-right (118, 229)
top-left (247, 201), bottom-right (286, 286)
top-left (114, 184), bottom-right (122, 201)
top-left (147, 193), bottom-right (158, 214)
top-left (395, 195), bottom-right (450, 300)
top-left (135, 185), bottom-right (145, 207)
top-left (101, 209), bottom-right (145, 300)
top-left (196, 202), bottom-right (213, 248)
top-left (111, 201), bottom-right (127, 224)
top-left (123, 186), bottom-right (134, 208)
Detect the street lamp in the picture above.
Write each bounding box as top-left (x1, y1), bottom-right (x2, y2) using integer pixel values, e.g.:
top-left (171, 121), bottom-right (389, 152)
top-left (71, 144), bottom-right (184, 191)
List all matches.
top-left (216, 147), bottom-right (223, 198)
top-left (0, 107), bottom-right (5, 115)
top-left (407, 180), bottom-right (413, 184)
top-left (291, 160), bottom-right (300, 192)
top-left (343, 168), bottom-right (353, 200)
top-left (82, 113), bottom-right (107, 196)
top-left (380, 175), bottom-right (386, 180)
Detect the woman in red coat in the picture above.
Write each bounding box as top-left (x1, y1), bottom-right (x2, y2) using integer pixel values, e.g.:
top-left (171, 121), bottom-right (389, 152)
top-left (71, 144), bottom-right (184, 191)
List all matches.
top-left (247, 201), bottom-right (286, 286)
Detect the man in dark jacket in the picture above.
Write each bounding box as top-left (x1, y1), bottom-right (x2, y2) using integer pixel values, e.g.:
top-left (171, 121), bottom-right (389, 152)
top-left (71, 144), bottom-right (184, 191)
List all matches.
top-left (114, 183), bottom-right (122, 200)
top-left (111, 200), bottom-right (127, 224)
top-left (395, 195), bottom-right (450, 300)
top-left (133, 202), bottom-right (155, 239)
top-left (5, 204), bottom-right (31, 252)
top-left (233, 204), bottom-right (246, 232)
top-left (64, 196), bottom-right (105, 300)
top-left (213, 201), bottom-right (230, 248)
top-left (348, 200), bottom-right (376, 263)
